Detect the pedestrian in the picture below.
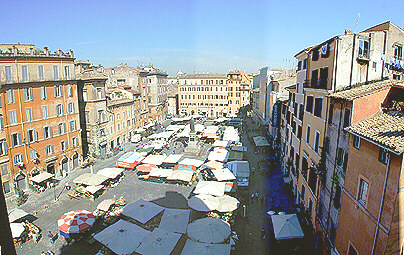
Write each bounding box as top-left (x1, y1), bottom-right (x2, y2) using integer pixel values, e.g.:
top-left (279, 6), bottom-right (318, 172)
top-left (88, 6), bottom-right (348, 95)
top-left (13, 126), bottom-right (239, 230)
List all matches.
top-left (250, 193), bottom-right (254, 204)
top-left (261, 228), bottom-right (266, 240)
top-left (48, 231), bottom-right (54, 244)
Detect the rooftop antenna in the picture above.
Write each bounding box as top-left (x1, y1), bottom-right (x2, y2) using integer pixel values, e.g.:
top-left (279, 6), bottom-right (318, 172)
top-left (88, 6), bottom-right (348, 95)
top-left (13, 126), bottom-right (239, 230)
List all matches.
top-left (354, 12), bottom-right (360, 33)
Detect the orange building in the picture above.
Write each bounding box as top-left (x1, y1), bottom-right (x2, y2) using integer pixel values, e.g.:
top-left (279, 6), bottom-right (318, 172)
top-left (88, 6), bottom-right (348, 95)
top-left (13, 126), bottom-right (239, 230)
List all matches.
top-left (0, 44), bottom-right (82, 197)
top-left (335, 83), bottom-right (404, 255)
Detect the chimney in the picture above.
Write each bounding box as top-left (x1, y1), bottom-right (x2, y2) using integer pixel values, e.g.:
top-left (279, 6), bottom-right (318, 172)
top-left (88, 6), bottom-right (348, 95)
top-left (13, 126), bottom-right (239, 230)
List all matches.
top-left (68, 49), bottom-right (74, 58)
top-left (44, 47), bottom-right (49, 56)
top-left (57, 49), bottom-right (62, 56)
top-left (29, 47), bottom-right (34, 55)
top-left (345, 29), bottom-right (353, 35)
top-left (12, 46), bottom-right (17, 55)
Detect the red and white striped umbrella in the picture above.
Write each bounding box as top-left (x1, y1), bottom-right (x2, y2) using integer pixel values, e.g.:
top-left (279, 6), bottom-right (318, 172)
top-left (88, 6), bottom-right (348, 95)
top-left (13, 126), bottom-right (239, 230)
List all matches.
top-left (58, 210), bottom-right (96, 234)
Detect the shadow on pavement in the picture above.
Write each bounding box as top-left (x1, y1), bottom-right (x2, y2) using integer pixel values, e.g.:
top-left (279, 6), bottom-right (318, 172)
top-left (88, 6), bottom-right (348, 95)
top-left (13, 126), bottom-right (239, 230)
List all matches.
top-left (150, 191), bottom-right (189, 209)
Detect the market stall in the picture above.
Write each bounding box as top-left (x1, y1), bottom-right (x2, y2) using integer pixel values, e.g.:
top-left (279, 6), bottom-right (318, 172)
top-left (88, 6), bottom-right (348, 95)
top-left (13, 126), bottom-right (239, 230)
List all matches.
top-left (207, 148), bottom-right (229, 163)
top-left (142, 154), bottom-right (167, 166)
top-left (135, 228), bottom-right (181, 255)
top-left (58, 210), bottom-right (95, 239)
top-left (166, 170), bottom-right (195, 185)
top-left (94, 219), bottom-right (151, 255)
top-left (212, 140), bottom-right (231, 148)
top-left (271, 214), bottom-right (304, 240)
top-left (121, 199), bottom-right (165, 225)
top-left (180, 239), bottom-right (231, 255)
top-left (203, 160), bottom-right (224, 170)
top-left (211, 168), bottom-right (236, 182)
top-left (187, 194), bottom-right (220, 212)
top-left (97, 167), bottom-right (124, 186)
top-left (179, 158), bottom-right (204, 168)
top-left (73, 173), bottom-right (108, 186)
top-left (159, 208), bottom-right (190, 234)
top-left (216, 195), bottom-right (240, 213)
top-left (193, 181), bottom-right (226, 197)
top-left (116, 152), bottom-right (144, 169)
top-left (29, 172), bottom-right (54, 192)
top-left (161, 154), bottom-right (183, 168)
top-left (187, 217), bottom-right (231, 244)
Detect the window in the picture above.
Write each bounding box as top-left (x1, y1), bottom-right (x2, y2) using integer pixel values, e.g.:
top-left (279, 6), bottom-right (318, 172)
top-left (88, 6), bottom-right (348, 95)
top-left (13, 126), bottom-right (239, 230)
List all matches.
top-left (27, 129), bottom-right (38, 143)
top-left (5, 66), bottom-right (12, 83)
top-left (61, 141), bottom-right (67, 151)
top-left (38, 65), bottom-right (44, 81)
top-left (324, 137), bottom-right (330, 154)
top-left (67, 84), bottom-right (73, 97)
top-left (312, 48), bottom-right (319, 61)
top-left (43, 126), bottom-right (53, 139)
top-left (1, 164), bottom-right (7, 175)
top-left (358, 40), bottom-right (370, 58)
top-left (72, 137), bottom-right (79, 147)
top-left (117, 124), bottom-right (121, 131)
top-left (7, 89), bottom-right (15, 104)
top-left (297, 126), bottom-right (302, 139)
top-left (40, 86), bottom-right (47, 100)
top-left (117, 113), bottom-right (121, 120)
top-left (0, 141), bottom-right (8, 156)
top-left (56, 104), bottom-right (64, 116)
top-left (3, 181), bottom-right (10, 194)
top-left (319, 67), bottom-right (328, 89)
top-left (98, 110), bottom-right (106, 123)
top-left (83, 90), bottom-right (88, 101)
top-left (58, 123), bottom-right (66, 135)
top-left (314, 130), bottom-right (320, 153)
top-left (64, 66), bottom-right (70, 79)
top-left (25, 108), bottom-right (33, 122)
top-left (348, 244), bottom-right (358, 255)
top-left (311, 69), bottom-right (318, 87)
top-left (9, 110), bottom-right (17, 124)
top-left (314, 98), bottom-right (323, 118)
top-left (358, 179), bottom-right (369, 206)
top-left (297, 61), bottom-right (302, 71)
top-left (30, 149), bottom-right (37, 161)
top-left (97, 88), bottom-right (102, 99)
top-left (299, 104), bottom-right (304, 120)
top-left (127, 120), bottom-right (131, 126)
top-left (110, 126), bottom-right (113, 134)
top-left (69, 120), bottom-right (77, 132)
top-left (343, 109), bottom-right (351, 128)
top-left (328, 104), bottom-right (334, 123)
top-left (45, 145), bottom-right (54, 156)
top-left (21, 65), bottom-right (28, 82)
top-left (353, 136), bottom-right (360, 149)
top-left (23, 87), bottom-right (33, 101)
top-left (394, 45), bottom-right (403, 60)
top-left (0, 117), bottom-right (3, 130)
top-left (54, 84), bottom-right (63, 98)
top-left (13, 154), bottom-right (23, 165)
top-left (122, 122), bottom-right (125, 129)
top-left (333, 185), bottom-right (341, 209)
top-left (68, 102), bottom-right (75, 114)
top-left (11, 133), bottom-right (21, 147)
top-left (42, 106), bottom-right (48, 119)
top-left (379, 148), bottom-right (389, 164)
top-left (306, 96), bottom-right (314, 113)
top-left (53, 65), bottom-right (58, 80)
top-left (306, 125), bottom-right (311, 142)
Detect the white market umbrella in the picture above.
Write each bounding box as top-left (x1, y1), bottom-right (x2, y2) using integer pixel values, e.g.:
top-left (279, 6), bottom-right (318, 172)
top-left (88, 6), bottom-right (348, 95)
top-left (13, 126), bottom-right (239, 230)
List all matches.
top-left (271, 214), bottom-right (304, 240)
top-left (216, 195), bottom-right (240, 213)
top-left (181, 239), bottom-right (231, 255)
top-left (94, 219), bottom-right (151, 255)
top-left (187, 217), bottom-right (231, 244)
top-left (122, 199), bottom-right (165, 224)
top-left (135, 228), bottom-right (182, 255)
top-left (211, 168), bottom-right (236, 181)
top-left (10, 223), bottom-right (25, 238)
top-left (194, 181), bottom-right (226, 197)
top-left (187, 194), bottom-right (220, 212)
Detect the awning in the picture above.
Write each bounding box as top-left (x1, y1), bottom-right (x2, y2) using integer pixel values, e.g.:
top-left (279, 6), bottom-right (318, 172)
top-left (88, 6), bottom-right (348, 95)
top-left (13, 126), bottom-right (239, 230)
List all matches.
top-left (84, 185), bottom-right (104, 194)
top-left (212, 140), bottom-right (230, 148)
top-left (142, 154), bottom-right (167, 165)
top-left (30, 172), bottom-right (53, 183)
top-left (193, 181), bottom-right (226, 197)
top-left (136, 228), bottom-right (181, 255)
top-left (166, 170), bottom-right (194, 183)
top-left (122, 199), bottom-right (165, 224)
top-left (8, 208), bottom-right (29, 223)
top-left (162, 154), bottom-right (183, 164)
top-left (271, 214), bottom-right (304, 240)
top-left (159, 208), bottom-right (190, 234)
top-left (149, 168), bottom-right (173, 178)
top-left (73, 173), bottom-right (109, 186)
top-left (97, 168), bottom-right (124, 179)
top-left (211, 168), bottom-right (236, 181)
top-left (226, 161), bottom-right (250, 178)
top-left (203, 160), bottom-right (224, 170)
top-left (179, 158), bottom-right (204, 168)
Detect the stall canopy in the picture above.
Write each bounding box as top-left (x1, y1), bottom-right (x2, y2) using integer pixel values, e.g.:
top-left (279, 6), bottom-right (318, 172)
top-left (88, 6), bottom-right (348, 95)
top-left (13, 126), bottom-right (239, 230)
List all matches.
top-left (159, 208), bottom-right (190, 234)
top-left (203, 160), bottom-right (224, 170)
top-left (211, 168), bottom-right (236, 182)
top-left (181, 240), bottom-right (231, 255)
top-left (194, 181), bottom-right (226, 197)
top-left (212, 140), bottom-right (230, 148)
top-left (30, 172), bottom-right (53, 184)
top-left (97, 199), bottom-right (115, 211)
top-left (94, 219), bottom-right (150, 255)
top-left (83, 185), bottom-right (104, 194)
top-left (166, 170), bottom-right (194, 183)
top-left (216, 195), bottom-right (240, 212)
top-left (253, 136), bottom-right (271, 147)
top-left (73, 173), bottom-right (109, 186)
top-left (142, 155), bottom-right (167, 166)
top-left (228, 150), bottom-right (244, 161)
top-left (162, 154), bottom-right (183, 165)
top-left (8, 208), bottom-right (29, 223)
top-left (135, 127), bottom-right (146, 133)
top-left (208, 148), bottom-right (229, 163)
top-left (136, 163), bottom-right (158, 173)
top-left (271, 214), bottom-right (304, 240)
top-left (10, 223), bottom-right (25, 238)
top-left (122, 199), bottom-right (165, 224)
top-left (136, 228), bottom-right (181, 255)
top-left (179, 158), bottom-right (204, 168)
top-left (187, 217), bottom-right (231, 244)
top-left (231, 146), bottom-right (247, 152)
top-left (174, 164), bottom-right (196, 173)
top-left (226, 161), bottom-right (250, 178)
top-left (97, 168), bottom-right (124, 179)
top-left (187, 194), bottom-right (220, 212)
top-left (116, 152), bottom-right (144, 169)
top-left (149, 168), bottom-right (173, 178)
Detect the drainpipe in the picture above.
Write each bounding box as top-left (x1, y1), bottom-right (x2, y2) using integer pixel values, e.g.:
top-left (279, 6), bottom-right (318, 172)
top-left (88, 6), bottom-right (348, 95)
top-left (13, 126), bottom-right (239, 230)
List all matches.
top-left (349, 34), bottom-right (356, 87)
top-left (371, 153), bottom-right (391, 255)
top-left (365, 34), bottom-right (372, 83)
top-left (333, 39), bottom-right (339, 93)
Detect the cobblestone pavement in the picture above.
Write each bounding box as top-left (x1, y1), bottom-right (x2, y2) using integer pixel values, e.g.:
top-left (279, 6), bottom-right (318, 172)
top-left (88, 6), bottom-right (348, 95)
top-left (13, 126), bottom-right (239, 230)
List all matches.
top-left (12, 141), bottom-right (196, 255)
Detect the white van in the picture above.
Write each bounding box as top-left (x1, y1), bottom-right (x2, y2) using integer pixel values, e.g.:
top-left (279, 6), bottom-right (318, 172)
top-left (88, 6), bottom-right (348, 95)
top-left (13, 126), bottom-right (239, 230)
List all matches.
top-left (131, 134), bottom-right (142, 143)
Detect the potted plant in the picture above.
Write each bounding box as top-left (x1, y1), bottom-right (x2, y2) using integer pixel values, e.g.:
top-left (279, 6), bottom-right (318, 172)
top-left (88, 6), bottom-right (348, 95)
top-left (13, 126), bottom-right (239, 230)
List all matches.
top-left (16, 162), bottom-right (24, 169)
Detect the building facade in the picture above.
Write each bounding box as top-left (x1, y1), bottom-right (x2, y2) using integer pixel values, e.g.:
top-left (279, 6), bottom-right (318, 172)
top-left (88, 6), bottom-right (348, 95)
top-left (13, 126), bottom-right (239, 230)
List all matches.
top-left (146, 71), bottom-right (168, 122)
top-left (0, 44), bottom-right (82, 197)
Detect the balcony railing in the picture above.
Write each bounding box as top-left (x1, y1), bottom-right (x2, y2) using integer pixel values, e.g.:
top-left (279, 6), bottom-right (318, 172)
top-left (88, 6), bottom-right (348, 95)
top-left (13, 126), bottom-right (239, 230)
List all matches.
top-left (304, 78), bottom-right (328, 90)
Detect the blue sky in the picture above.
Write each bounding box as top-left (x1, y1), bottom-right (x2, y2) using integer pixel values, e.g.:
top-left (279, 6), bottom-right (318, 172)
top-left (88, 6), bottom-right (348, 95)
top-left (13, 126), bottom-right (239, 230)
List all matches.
top-left (1, 0), bottom-right (403, 76)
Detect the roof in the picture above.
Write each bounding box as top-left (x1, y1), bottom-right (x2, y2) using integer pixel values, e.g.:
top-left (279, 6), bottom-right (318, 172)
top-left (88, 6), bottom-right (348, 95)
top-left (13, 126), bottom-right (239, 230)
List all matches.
top-left (73, 173), bottom-right (109, 186)
top-left (329, 80), bottom-right (399, 101)
top-left (346, 111), bottom-right (404, 154)
top-left (181, 73), bottom-right (227, 79)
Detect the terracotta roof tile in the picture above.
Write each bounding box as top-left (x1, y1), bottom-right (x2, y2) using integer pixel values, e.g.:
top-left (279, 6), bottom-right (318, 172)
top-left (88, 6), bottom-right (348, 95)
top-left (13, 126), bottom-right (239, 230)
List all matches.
top-left (329, 80), bottom-right (400, 101)
top-left (346, 111), bottom-right (404, 154)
